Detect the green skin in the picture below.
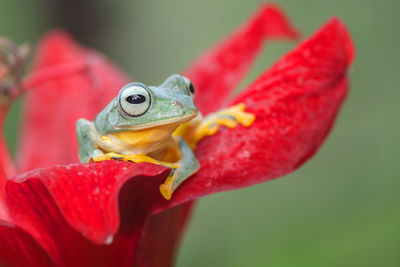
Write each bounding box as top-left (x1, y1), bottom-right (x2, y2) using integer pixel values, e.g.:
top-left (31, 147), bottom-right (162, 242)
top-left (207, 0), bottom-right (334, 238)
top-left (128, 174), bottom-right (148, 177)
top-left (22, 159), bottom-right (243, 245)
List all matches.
top-left (76, 74), bottom-right (200, 191)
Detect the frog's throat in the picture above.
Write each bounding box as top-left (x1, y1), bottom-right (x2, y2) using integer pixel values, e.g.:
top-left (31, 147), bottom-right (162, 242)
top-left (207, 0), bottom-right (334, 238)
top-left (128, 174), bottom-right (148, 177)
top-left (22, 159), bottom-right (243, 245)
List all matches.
top-left (114, 111), bottom-right (198, 131)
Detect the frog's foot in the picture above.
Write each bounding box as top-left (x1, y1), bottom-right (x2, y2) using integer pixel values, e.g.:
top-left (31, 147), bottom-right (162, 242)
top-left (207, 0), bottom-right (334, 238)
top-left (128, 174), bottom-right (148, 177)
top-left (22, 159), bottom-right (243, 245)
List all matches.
top-left (159, 175), bottom-right (175, 200)
top-left (194, 103), bottom-right (255, 144)
top-left (159, 138), bottom-right (200, 200)
top-left (92, 151), bottom-right (179, 169)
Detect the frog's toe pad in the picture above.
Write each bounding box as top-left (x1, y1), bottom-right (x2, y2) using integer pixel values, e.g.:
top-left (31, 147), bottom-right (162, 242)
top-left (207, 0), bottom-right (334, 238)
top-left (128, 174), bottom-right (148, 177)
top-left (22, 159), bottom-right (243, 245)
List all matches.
top-left (224, 103), bottom-right (255, 127)
top-left (159, 176), bottom-right (175, 200)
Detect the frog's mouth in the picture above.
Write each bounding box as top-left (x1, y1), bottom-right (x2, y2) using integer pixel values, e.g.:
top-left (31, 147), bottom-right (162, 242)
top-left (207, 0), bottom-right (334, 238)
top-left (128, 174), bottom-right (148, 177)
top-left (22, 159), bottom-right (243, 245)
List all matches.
top-left (115, 111), bottom-right (198, 131)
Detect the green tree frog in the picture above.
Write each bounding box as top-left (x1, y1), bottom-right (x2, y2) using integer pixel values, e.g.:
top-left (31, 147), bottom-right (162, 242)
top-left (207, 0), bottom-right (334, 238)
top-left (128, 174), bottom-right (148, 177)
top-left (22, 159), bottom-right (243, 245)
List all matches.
top-left (77, 74), bottom-right (255, 200)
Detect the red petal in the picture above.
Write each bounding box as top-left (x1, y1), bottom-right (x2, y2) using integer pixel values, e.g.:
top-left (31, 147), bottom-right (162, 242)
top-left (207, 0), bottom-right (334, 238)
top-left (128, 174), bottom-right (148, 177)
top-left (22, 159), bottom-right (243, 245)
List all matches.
top-left (153, 18), bottom-right (354, 212)
top-left (0, 136), bottom-right (10, 220)
top-left (134, 202), bottom-right (195, 267)
top-left (6, 161), bottom-right (171, 266)
top-left (0, 108), bottom-right (16, 220)
top-left (7, 161), bottom-right (167, 244)
top-left (17, 31), bottom-right (130, 172)
top-left (7, 159), bottom-right (193, 266)
top-left (183, 4), bottom-right (298, 115)
top-left (0, 220), bottom-right (55, 267)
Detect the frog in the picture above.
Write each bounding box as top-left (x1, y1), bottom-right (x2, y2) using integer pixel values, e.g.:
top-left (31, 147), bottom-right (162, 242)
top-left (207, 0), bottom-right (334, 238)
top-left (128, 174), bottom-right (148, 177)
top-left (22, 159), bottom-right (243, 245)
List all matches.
top-left (76, 74), bottom-right (255, 200)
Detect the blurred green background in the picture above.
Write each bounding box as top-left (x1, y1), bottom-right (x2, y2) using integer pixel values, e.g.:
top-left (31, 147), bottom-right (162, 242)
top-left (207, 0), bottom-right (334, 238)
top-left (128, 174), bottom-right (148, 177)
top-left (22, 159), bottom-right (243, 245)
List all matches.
top-left (1, 0), bottom-right (399, 266)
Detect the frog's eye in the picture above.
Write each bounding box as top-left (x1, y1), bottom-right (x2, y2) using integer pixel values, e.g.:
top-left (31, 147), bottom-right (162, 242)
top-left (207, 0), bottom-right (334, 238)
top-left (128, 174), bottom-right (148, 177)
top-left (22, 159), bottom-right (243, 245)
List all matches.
top-left (188, 82), bottom-right (195, 95)
top-left (119, 85), bottom-right (151, 117)
top-left (182, 76), bottom-right (195, 96)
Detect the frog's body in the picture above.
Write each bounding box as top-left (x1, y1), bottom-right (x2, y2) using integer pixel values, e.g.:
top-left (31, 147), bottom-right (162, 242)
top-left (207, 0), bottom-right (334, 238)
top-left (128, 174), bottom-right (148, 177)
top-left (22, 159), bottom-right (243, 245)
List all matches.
top-left (77, 74), bottom-right (255, 200)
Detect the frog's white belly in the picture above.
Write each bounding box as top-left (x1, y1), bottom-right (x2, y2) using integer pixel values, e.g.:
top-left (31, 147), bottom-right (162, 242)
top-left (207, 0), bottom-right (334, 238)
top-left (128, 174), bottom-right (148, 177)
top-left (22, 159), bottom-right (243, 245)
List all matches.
top-left (94, 124), bottom-right (177, 155)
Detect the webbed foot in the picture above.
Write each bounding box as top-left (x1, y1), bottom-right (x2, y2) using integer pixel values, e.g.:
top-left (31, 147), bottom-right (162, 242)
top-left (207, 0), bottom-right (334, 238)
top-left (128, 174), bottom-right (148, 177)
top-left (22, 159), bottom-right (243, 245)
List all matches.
top-left (194, 103), bottom-right (255, 144)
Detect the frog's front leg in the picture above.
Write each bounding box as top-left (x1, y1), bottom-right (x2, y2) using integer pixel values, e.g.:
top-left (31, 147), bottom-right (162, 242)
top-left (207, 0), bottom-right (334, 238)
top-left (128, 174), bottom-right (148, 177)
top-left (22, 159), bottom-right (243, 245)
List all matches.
top-left (76, 119), bottom-right (104, 162)
top-left (159, 138), bottom-right (200, 200)
top-left (193, 103), bottom-right (255, 145)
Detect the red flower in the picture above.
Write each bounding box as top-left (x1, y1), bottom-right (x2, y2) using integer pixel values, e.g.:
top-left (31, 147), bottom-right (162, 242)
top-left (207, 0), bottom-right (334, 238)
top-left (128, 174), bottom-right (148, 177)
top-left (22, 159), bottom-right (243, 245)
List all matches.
top-left (0, 4), bottom-right (354, 267)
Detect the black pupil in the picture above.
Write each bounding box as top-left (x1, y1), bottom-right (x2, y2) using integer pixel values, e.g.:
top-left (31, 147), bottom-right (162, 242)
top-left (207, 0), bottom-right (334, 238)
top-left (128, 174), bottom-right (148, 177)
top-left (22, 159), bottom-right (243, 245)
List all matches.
top-left (126, 94), bottom-right (146, 104)
top-left (189, 83), bottom-right (195, 94)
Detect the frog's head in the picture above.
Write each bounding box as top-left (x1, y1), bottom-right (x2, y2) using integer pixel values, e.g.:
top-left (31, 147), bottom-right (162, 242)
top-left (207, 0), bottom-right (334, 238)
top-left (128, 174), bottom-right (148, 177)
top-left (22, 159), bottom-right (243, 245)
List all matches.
top-left (98, 74), bottom-right (198, 132)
